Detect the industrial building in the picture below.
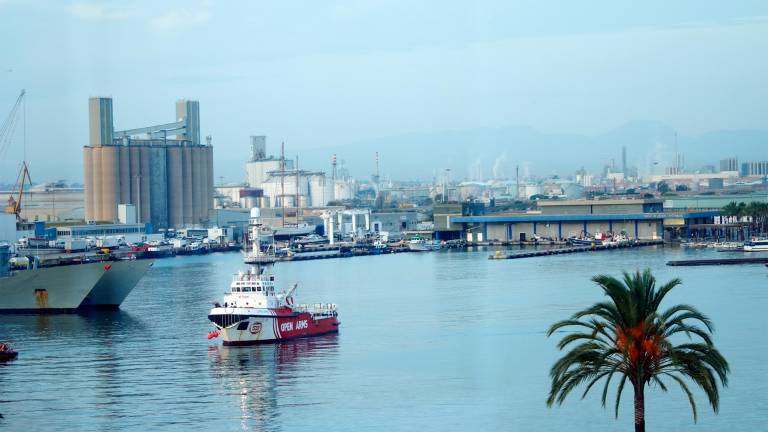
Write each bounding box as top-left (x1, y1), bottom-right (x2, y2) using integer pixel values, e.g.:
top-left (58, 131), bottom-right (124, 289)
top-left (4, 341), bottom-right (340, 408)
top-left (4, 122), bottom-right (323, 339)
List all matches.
top-left (740, 161), bottom-right (768, 177)
top-left (452, 198), bottom-right (718, 242)
top-left (83, 97), bottom-right (214, 230)
top-left (244, 136), bottom-right (341, 208)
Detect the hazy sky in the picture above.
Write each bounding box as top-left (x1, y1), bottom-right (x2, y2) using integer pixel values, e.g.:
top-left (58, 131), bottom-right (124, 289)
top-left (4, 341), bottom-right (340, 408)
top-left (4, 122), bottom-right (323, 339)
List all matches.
top-left (1, 1), bottom-right (767, 182)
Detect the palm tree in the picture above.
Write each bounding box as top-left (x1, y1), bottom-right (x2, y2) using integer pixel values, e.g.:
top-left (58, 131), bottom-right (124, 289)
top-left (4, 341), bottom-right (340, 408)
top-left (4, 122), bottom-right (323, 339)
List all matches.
top-left (546, 270), bottom-right (729, 432)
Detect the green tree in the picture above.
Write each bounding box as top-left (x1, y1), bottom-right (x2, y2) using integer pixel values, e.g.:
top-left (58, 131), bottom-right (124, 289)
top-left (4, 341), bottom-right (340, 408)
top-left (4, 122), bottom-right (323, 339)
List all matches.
top-left (546, 270), bottom-right (729, 432)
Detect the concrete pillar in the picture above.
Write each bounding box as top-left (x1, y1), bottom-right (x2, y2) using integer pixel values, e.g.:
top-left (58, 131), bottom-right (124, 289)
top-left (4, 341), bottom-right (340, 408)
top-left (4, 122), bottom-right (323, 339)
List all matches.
top-left (338, 212), bottom-right (343, 233)
top-left (328, 217), bottom-right (335, 245)
top-left (364, 212), bottom-right (370, 231)
top-left (351, 213), bottom-right (357, 233)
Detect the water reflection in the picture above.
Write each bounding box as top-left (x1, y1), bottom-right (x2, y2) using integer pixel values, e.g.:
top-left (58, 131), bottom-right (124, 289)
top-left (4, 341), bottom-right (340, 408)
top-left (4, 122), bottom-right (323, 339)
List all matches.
top-left (208, 335), bottom-right (339, 432)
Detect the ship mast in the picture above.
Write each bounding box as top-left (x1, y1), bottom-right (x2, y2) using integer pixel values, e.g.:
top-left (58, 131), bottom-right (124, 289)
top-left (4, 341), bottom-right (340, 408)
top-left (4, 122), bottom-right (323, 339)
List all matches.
top-left (295, 154), bottom-right (300, 226)
top-left (280, 141), bottom-right (285, 228)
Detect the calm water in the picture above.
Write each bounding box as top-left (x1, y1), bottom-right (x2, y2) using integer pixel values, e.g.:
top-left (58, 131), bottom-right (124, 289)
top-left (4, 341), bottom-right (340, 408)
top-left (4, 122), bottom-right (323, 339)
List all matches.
top-left (1, 247), bottom-right (766, 431)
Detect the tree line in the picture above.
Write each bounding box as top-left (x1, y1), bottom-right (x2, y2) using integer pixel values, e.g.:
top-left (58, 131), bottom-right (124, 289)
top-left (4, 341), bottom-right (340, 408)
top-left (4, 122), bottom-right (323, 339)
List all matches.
top-left (721, 201), bottom-right (768, 235)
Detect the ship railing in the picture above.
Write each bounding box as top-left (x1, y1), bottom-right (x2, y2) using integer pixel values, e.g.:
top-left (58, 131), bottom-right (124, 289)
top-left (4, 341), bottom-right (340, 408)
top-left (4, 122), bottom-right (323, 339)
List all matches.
top-left (292, 303), bottom-right (337, 313)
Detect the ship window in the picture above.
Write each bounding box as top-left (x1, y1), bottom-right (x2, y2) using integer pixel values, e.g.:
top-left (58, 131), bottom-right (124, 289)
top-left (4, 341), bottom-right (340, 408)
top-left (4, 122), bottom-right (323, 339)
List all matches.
top-left (256, 286), bottom-right (261, 291)
top-left (242, 286), bottom-right (251, 292)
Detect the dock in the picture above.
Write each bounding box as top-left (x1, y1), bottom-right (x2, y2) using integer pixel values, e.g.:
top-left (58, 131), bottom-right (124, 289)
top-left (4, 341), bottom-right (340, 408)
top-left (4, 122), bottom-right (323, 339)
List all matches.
top-left (667, 257), bottom-right (768, 266)
top-left (489, 240), bottom-right (663, 260)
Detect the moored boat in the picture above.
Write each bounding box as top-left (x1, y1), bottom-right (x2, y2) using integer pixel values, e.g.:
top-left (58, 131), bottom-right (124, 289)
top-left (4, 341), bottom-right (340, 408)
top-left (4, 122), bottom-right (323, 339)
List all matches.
top-left (744, 239), bottom-right (768, 252)
top-left (407, 238), bottom-right (441, 252)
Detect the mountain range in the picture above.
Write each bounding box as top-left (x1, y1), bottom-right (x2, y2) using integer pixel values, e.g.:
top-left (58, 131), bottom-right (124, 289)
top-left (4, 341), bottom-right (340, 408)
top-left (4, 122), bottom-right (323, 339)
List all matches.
top-left (299, 121), bottom-right (767, 182)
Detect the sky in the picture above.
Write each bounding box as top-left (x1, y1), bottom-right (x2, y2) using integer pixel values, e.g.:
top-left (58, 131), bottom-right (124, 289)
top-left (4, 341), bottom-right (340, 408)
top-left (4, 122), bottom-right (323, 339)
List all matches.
top-left (1, 1), bottom-right (767, 183)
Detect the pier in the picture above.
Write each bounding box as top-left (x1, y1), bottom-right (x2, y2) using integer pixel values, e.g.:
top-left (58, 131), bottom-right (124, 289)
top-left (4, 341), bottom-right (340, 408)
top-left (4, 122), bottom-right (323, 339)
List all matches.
top-left (488, 240), bottom-right (663, 260)
top-left (666, 257), bottom-right (768, 266)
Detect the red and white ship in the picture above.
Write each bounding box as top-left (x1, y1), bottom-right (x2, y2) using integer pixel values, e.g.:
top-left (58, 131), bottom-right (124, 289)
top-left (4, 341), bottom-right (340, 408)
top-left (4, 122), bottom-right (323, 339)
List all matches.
top-left (207, 266), bottom-right (340, 345)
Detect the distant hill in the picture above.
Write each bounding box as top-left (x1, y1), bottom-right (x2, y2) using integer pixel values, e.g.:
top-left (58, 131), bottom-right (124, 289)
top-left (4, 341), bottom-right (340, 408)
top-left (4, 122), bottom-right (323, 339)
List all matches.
top-left (300, 122), bottom-right (768, 181)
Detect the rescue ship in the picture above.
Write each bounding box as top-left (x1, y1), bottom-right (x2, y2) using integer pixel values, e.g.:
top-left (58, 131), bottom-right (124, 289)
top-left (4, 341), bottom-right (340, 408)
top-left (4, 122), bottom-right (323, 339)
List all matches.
top-left (208, 211), bottom-right (339, 345)
top-left (207, 266), bottom-right (339, 345)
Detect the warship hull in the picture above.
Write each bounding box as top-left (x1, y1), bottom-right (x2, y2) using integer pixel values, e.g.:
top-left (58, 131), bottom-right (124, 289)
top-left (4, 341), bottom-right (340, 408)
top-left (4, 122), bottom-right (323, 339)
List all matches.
top-left (0, 262), bottom-right (109, 313)
top-left (79, 259), bottom-right (154, 309)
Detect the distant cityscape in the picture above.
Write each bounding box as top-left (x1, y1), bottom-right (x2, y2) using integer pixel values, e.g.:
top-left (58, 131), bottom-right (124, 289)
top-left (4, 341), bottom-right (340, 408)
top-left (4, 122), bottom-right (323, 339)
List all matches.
top-left (2, 95), bottom-right (765, 230)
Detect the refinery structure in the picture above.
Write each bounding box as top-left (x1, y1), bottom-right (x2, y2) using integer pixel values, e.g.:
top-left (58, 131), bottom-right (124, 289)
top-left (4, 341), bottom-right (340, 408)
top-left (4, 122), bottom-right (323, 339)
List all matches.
top-left (243, 136), bottom-right (356, 208)
top-left (83, 97), bottom-right (214, 229)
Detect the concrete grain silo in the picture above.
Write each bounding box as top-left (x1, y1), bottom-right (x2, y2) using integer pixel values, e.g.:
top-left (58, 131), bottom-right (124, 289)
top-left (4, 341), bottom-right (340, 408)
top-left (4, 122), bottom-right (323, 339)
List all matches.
top-left (100, 145), bottom-right (120, 222)
top-left (199, 146), bottom-right (210, 222)
top-left (83, 97), bottom-right (213, 229)
top-left (206, 145), bottom-right (214, 211)
top-left (139, 146), bottom-right (151, 223)
top-left (191, 146), bottom-right (203, 224)
top-left (148, 147), bottom-right (168, 229)
top-left (119, 146), bottom-right (131, 205)
top-left (167, 146), bottom-right (184, 227)
top-left (182, 146), bottom-right (193, 225)
top-left (129, 146), bottom-right (141, 208)
top-left (83, 147), bottom-right (94, 221)
top-left (91, 146), bottom-right (103, 221)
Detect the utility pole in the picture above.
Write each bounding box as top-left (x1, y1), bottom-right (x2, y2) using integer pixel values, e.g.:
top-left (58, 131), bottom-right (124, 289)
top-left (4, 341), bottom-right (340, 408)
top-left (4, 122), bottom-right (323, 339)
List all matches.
top-left (516, 165), bottom-right (521, 200)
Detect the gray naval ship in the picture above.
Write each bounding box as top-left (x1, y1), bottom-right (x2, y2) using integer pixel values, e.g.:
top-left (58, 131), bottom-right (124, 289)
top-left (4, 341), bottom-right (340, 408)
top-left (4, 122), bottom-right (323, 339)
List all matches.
top-left (0, 244), bottom-right (153, 312)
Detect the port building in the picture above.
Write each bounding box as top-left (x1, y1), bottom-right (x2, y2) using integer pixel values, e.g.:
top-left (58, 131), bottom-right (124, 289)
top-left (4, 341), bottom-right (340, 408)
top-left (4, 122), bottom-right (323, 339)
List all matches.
top-left (451, 198), bottom-right (719, 242)
top-left (83, 97), bottom-right (214, 230)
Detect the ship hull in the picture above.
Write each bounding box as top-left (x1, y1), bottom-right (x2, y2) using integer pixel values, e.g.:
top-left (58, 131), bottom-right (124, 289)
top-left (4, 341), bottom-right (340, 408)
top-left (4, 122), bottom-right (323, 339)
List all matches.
top-left (0, 262), bottom-right (109, 312)
top-left (209, 310), bottom-right (340, 346)
top-left (79, 259), bottom-right (154, 309)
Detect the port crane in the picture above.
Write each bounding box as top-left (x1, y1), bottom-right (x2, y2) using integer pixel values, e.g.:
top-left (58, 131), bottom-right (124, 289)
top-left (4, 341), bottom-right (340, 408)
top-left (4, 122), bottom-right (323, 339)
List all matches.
top-left (1, 89), bottom-right (33, 220)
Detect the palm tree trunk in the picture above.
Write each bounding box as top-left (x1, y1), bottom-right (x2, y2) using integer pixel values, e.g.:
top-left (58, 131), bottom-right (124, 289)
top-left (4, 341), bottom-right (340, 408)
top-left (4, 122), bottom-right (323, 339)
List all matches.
top-left (634, 385), bottom-right (645, 432)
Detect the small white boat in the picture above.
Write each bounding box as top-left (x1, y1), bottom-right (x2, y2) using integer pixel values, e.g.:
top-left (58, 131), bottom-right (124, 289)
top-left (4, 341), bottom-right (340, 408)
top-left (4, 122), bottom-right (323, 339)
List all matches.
top-left (407, 238), bottom-right (441, 252)
top-left (744, 239), bottom-right (768, 252)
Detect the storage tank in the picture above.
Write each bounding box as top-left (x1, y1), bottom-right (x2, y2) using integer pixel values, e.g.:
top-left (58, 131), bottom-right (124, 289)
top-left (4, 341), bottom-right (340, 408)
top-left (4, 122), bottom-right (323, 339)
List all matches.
top-left (239, 188), bottom-right (263, 210)
top-left (139, 146), bottom-right (151, 223)
top-left (308, 174), bottom-right (327, 207)
top-left (83, 147), bottom-right (94, 221)
top-left (167, 146), bottom-right (183, 227)
top-left (119, 145), bottom-right (131, 204)
top-left (91, 146), bottom-right (103, 221)
top-left (182, 146), bottom-right (193, 225)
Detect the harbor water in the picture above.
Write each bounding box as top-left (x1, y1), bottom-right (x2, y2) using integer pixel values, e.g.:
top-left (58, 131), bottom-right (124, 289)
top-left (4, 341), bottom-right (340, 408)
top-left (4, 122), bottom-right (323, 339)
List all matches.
top-left (0, 247), bottom-right (766, 431)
